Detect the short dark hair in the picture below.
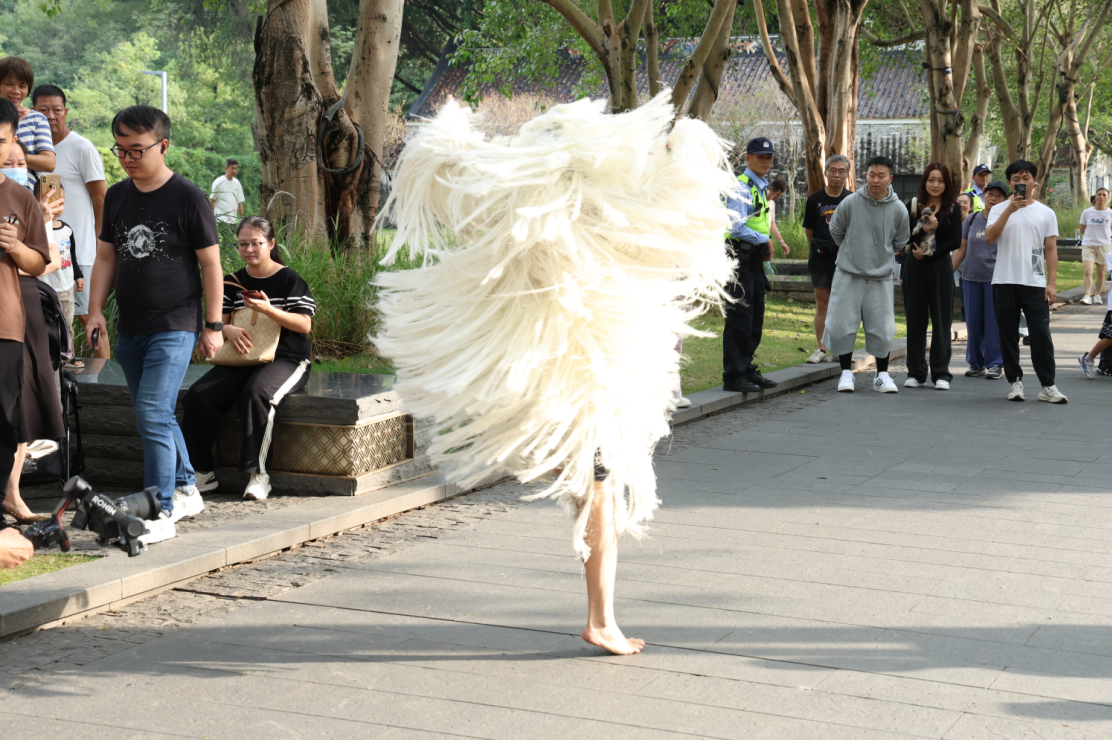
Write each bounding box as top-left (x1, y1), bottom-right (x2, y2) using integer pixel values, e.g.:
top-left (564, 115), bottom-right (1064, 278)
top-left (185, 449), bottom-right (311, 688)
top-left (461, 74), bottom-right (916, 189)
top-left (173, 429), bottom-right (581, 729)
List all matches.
top-left (769, 179), bottom-right (788, 193)
top-left (0, 98), bottom-right (19, 136)
top-left (1004, 159), bottom-right (1038, 181)
top-left (237, 215), bottom-right (284, 265)
top-left (866, 156), bottom-right (895, 175)
top-left (1097, 187), bottom-right (1109, 196)
top-left (226, 158), bottom-right (238, 167)
top-left (0, 56), bottom-right (34, 91)
top-left (31, 84), bottom-right (66, 107)
top-left (111, 105), bottom-right (171, 142)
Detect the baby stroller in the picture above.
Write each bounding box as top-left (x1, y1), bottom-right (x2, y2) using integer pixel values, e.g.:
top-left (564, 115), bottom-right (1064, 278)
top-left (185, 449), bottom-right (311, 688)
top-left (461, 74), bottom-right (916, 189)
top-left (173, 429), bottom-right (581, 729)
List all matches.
top-left (20, 281), bottom-right (84, 487)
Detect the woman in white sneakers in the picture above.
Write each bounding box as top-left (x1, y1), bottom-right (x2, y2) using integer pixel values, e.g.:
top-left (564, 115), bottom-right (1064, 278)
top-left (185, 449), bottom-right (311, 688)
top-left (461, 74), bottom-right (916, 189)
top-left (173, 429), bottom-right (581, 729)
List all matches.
top-left (1079, 188), bottom-right (1112, 305)
top-left (182, 216), bottom-right (316, 501)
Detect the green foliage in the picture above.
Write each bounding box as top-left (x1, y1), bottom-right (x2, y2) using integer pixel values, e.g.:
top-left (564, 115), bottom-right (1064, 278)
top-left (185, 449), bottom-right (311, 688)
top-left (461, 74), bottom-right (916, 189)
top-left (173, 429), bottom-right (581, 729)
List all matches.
top-left (93, 146), bottom-right (260, 213)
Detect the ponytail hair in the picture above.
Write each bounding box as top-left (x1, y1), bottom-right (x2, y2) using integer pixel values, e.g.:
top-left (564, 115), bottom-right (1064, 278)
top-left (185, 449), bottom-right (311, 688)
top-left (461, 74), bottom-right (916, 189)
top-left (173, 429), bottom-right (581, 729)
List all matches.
top-left (237, 215), bottom-right (284, 264)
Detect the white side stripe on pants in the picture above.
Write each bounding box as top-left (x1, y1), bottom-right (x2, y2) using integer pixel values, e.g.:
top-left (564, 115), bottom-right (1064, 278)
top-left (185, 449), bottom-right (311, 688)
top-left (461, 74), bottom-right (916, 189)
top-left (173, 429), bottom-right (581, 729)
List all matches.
top-left (257, 360), bottom-right (310, 475)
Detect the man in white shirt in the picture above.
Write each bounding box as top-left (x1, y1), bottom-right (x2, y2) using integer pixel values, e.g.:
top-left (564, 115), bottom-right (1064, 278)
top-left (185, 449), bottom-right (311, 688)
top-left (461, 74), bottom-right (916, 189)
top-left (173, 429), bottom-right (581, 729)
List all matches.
top-left (32, 84), bottom-right (108, 358)
top-left (985, 159), bottom-right (1067, 404)
top-left (209, 159), bottom-right (244, 225)
top-left (1078, 187), bottom-right (1111, 305)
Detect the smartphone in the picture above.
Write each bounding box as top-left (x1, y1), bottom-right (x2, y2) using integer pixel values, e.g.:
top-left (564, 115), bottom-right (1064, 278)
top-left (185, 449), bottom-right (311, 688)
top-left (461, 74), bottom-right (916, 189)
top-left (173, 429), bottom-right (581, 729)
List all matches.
top-left (90, 327), bottom-right (99, 350)
top-left (35, 174), bottom-right (64, 203)
top-left (1014, 183), bottom-right (1027, 199)
top-left (239, 290), bottom-right (264, 300)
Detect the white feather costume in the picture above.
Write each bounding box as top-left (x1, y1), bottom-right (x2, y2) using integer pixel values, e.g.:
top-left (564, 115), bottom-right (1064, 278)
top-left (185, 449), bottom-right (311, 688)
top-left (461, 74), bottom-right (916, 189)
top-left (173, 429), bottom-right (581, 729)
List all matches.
top-left (375, 93), bottom-right (736, 559)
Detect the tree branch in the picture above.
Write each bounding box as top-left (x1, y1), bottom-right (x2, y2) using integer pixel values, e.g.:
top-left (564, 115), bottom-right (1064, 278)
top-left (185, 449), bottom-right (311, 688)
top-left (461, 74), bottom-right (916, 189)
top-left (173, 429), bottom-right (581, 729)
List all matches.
top-left (752, 0), bottom-right (796, 102)
top-left (862, 26), bottom-right (926, 46)
top-left (644, 0), bottom-right (661, 97)
top-left (394, 71), bottom-right (423, 94)
top-left (670, 0), bottom-right (736, 110)
top-left (978, 3), bottom-right (1015, 39)
top-left (538, 0), bottom-right (606, 65)
top-left (617, 0), bottom-right (651, 111)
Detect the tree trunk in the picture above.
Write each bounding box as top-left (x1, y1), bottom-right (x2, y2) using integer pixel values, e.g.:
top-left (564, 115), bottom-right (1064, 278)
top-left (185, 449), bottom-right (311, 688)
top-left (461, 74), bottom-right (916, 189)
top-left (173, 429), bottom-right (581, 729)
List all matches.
top-left (961, 44), bottom-right (991, 188)
top-left (687, 0), bottom-right (738, 121)
top-left (819, 0), bottom-right (866, 186)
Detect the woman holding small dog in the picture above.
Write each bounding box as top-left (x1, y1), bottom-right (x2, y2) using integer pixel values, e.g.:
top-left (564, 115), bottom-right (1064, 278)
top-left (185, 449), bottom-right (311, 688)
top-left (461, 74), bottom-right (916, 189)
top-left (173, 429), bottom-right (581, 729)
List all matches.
top-left (902, 162), bottom-right (964, 389)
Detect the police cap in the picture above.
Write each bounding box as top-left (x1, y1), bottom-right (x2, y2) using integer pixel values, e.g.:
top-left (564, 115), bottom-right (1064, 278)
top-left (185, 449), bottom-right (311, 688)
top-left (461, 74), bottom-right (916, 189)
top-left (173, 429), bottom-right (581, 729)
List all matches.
top-left (972, 164), bottom-right (992, 176)
top-left (745, 137), bottom-right (776, 155)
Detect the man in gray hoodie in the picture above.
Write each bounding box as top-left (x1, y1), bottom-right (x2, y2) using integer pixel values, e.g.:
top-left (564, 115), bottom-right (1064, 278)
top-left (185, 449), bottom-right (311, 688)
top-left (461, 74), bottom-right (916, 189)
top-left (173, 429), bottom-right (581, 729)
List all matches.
top-left (825, 155), bottom-right (910, 393)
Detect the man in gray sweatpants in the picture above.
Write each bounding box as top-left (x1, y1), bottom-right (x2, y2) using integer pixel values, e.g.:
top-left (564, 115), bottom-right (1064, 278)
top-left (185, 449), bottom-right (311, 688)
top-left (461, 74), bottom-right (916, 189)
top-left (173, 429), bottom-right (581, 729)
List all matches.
top-left (824, 155), bottom-right (910, 393)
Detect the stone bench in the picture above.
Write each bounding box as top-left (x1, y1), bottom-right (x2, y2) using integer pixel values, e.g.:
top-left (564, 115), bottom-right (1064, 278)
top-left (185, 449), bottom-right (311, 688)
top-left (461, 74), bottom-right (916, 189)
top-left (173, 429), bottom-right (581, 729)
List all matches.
top-left (71, 360), bottom-right (433, 496)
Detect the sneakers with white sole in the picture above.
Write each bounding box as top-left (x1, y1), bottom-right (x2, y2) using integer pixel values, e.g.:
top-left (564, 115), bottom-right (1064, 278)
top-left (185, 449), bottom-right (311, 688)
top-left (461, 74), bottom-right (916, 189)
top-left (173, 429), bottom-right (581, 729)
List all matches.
top-left (986, 365), bottom-right (1003, 379)
top-left (837, 370), bottom-right (855, 392)
top-left (169, 485), bottom-right (205, 523)
top-left (904, 377), bottom-right (925, 388)
top-left (873, 372), bottom-right (899, 393)
top-left (194, 470), bottom-right (218, 492)
top-left (1097, 295), bottom-right (1105, 305)
top-left (806, 347), bottom-right (827, 364)
top-left (1081, 294), bottom-right (1093, 305)
top-left (1080, 353), bottom-right (1096, 379)
top-left (675, 397), bottom-right (693, 409)
top-left (244, 473), bottom-right (271, 501)
top-left (1008, 381), bottom-right (1025, 401)
top-left (934, 379), bottom-right (950, 390)
top-left (964, 367), bottom-right (986, 377)
top-left (1038, 385), bottom-right (1068, 403)
top-left (138, 511), bottom-right (177, 545)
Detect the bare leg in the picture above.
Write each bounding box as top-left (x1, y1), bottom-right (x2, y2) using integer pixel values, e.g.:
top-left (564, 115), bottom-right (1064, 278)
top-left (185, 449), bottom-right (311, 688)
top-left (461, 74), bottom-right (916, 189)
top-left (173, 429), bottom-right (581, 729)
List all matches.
top-left (814, 288), bottom-right (831, 352)
top-left (1084, 261), bottom-right (1095, 298)
top-left (3, 443), bottom-right (37, 520)
top-left (581, 480), bottom-right (644, 655)
top-left (1097, 263), bottom-right (1106, 297)
top-left (1088, 338), bottom-right (1112, 359)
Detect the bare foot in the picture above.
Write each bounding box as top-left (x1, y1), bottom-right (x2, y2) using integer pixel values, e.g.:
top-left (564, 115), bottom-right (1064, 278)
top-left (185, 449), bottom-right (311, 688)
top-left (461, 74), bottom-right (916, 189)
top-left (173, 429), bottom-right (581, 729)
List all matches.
top-left (582, 626), bottom-right (645, 655)
top-left (3, 501), bottom-right (48, 523)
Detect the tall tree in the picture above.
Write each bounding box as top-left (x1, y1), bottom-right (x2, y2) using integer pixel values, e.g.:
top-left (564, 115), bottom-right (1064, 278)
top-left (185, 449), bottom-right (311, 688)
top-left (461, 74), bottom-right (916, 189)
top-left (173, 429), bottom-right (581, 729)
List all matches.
top-left (1033, 0), bottom-right (1111, 203)
top-left (752, 0), bottom-right (868, 193)
top-left (254, 0), bottom-right (403, 249)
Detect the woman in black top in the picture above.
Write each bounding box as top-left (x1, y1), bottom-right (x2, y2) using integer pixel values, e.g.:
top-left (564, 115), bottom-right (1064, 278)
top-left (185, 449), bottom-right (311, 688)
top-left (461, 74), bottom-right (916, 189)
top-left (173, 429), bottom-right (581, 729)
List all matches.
top-left (902, 162), bottom-right (964, 389)
top-left (182, 216), bottom-right (316, 501)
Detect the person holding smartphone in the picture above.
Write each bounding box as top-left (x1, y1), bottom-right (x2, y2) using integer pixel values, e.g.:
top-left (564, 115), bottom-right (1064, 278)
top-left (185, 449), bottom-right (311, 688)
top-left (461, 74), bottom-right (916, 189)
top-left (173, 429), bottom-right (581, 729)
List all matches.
top-left (182, 216), bottom-right (315, 502)
top-left (983, 160), bottom-right (1066, 403)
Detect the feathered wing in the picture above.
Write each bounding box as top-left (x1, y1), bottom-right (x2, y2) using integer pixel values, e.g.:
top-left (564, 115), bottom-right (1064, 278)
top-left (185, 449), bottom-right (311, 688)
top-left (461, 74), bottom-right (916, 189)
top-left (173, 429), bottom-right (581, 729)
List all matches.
top-left (375, 93), bottom-right (737, 559)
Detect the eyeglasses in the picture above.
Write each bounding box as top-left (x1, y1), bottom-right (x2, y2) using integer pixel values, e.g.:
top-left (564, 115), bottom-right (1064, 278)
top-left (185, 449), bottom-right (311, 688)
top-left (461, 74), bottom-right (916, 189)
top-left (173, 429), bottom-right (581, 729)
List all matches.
top-left (237, 240), bottom-right (269, 251)
top-left (109, 141), bottom-right (162, 160)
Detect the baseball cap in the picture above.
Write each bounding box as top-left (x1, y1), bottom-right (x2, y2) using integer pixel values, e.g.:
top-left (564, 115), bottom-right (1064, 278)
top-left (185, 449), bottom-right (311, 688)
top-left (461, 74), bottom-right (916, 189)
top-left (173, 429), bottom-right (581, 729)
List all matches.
top-left (983, 179), bottom-right (1008, 196)
top-left (973, 164), bottom-right (992, 176)
top-left (745, 137), bottom-right (776, 155)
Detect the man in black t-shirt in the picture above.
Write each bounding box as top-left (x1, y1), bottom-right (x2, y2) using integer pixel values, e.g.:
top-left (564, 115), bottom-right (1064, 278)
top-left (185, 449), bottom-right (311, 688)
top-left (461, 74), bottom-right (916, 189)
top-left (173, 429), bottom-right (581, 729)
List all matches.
top-left (85, 106), bottom-right (224, 539)
top-left (801, 155), bottom-right (852, 364)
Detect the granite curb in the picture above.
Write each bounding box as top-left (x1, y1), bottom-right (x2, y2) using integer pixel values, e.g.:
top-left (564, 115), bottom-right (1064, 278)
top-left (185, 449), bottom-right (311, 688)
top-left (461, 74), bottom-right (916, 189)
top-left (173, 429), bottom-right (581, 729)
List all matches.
top-left (0, 473), bottom-right (462, 639)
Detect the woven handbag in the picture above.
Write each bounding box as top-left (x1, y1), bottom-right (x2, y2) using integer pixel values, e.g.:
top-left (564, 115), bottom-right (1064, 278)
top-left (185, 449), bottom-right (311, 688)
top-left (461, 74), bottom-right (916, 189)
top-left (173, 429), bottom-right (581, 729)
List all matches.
top-left (208, 277), bottom-right (281, 367)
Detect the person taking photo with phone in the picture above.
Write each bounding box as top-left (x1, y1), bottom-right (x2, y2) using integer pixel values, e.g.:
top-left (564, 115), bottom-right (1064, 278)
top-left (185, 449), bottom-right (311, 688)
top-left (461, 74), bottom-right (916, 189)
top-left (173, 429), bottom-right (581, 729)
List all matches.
top-left (85, 105), bottom-right (225, 542)
top-left (984, 160), bottom-right (1067, 404)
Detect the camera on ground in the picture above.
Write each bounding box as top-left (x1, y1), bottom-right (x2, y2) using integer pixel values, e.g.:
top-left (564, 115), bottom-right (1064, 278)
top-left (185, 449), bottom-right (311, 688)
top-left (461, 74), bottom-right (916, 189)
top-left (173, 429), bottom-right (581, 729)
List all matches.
top-left (22, 476), bottom-right (162, 557)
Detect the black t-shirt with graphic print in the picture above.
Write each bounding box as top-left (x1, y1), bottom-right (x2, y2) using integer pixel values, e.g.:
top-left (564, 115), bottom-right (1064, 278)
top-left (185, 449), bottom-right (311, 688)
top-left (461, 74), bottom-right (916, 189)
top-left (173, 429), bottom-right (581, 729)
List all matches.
top-left (223, 266), bottom-right (317, 361)
top-left (802, 187), bottom-right (852, 276)
top-left (99, 174), bottom-right (219, 336)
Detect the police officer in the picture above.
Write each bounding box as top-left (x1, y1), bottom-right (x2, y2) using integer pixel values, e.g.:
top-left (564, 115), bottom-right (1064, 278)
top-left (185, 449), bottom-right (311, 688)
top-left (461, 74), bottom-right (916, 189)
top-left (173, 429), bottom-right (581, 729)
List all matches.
top-left (964, 164), bottom-right (991, 213)
top-left (723, 137), bottom-right (779, 393)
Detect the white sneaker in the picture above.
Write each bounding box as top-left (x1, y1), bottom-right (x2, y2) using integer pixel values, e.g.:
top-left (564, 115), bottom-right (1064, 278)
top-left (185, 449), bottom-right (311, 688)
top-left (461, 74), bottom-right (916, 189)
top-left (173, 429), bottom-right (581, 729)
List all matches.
top-left (1008, 381), bottom-right (1025, 402)
top-left (138, 511), bottom-right (177, 545)
top-left (1097, 295), bottom-right (1104, 305)
top-left (837, 370), bottom-right (855, 392)
top-left (1081, 294), bottom-right (1093, 305)
top-left (1038, 385), bottom-right (1068, 404)
top-left (675, 397), bottom-right (692, 409)
top-left (194, 470), bottom-right (218, 492)
top-left (904, 377), bottom-right (924, 388)
top-left (873, 372), bottom-right (899, 393)
top-left (934, 379), bottom-right (950, 390)
top-left (822, 352), bottom-right (837, 363)
top-left (806, 347), bottom-right (826, 364)
top-left (244, 473), bottom-right (271, 501)
top-left (169, 485), bottom-right (205, 523)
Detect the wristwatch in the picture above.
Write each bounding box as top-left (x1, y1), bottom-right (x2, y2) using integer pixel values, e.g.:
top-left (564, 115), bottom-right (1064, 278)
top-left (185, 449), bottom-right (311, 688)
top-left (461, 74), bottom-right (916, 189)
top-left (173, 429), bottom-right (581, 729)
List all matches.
top-left (205, 321), bottom-right (224, 331)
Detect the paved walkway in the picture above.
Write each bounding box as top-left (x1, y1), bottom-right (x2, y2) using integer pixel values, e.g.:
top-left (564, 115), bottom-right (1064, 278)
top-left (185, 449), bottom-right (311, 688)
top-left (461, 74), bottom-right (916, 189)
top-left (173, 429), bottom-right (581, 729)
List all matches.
top-left (4, 305), bottom-right (1112, 739)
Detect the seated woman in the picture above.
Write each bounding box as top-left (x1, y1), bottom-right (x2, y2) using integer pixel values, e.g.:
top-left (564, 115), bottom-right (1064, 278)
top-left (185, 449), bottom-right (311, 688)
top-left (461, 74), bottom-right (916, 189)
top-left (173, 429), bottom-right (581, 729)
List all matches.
top-left (182, 216), bottom-right (316, 501)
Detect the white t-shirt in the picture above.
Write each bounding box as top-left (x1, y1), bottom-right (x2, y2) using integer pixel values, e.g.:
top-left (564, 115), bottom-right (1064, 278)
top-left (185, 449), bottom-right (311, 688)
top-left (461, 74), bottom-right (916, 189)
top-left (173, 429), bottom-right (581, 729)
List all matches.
top-left (210, 175), bottom-right (244, 224)
top-left (1079, 207), bottom-right (1112, 247)
top-left (987, 200), bottom-right (1058, 288)
top-left (53, 131), bottom-right (105, 266)
top-left (40, 220), bottom-right (74, 293)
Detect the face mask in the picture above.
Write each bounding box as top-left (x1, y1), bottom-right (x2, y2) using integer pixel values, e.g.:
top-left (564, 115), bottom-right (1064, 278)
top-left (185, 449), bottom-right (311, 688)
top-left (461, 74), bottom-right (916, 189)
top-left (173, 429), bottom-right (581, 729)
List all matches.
top-left (1, 168), bottom-right (28, 187)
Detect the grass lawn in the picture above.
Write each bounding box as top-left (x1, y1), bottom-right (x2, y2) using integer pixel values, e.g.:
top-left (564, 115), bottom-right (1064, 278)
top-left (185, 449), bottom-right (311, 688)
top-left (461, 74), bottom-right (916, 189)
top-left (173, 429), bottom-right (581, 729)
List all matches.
top-left (681, 297), bottom-right (909, 393)
top-left (1056, 261), bottom-right (1085, 292)
top-left (0, 553), bottom-right (99, 587)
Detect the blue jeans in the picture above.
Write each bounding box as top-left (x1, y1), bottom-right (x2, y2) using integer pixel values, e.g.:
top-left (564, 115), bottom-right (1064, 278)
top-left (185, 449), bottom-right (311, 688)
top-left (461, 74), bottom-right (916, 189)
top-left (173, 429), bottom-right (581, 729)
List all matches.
top-left (115, 331), bottom-right (198, 512)
top-left (962, 280), bottom-right (1003, 370)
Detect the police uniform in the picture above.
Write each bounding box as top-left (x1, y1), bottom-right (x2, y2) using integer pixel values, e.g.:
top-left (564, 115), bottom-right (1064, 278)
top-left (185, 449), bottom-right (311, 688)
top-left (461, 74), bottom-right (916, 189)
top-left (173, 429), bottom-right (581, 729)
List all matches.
top-left (963, 165), bottom-right (991, 214)
top-left (722, 138), bottom-right (778, 393)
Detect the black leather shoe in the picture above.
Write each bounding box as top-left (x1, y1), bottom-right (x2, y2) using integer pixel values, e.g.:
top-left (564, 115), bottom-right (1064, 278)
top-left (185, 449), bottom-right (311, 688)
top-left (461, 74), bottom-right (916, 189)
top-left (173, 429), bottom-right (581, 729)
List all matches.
top-left (746, 371), bottom-right (778, 389)
top-left (723, 378), bottom-right (762, 393)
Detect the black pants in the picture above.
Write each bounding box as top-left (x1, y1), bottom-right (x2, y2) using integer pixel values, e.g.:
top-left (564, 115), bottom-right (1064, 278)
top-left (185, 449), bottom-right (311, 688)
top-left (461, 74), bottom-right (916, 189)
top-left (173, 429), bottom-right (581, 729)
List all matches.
top-left (993, 283), bottom-right (1055, 386)
top-left (182, 359), bottom-right (311, 474)
top-left (723, 252), bottom-right (768, 384)
top-left (0, 340), bottom-right (23, 503)
top-left (902, 256), bottom-right (954, 383)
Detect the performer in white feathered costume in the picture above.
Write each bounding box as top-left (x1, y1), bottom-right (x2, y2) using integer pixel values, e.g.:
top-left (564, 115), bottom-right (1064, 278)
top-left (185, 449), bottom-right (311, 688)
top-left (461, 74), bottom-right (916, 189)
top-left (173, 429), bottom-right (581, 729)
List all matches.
top-left (375, 92), bottom-right (736, 655)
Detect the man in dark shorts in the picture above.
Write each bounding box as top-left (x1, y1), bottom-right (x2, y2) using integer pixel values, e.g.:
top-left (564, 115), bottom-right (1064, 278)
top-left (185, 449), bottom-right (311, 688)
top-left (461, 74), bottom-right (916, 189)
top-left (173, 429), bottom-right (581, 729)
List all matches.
top-left (802, 154), bottom-right (852, 363)
top-left (0, 98), bottom-right (50, 518)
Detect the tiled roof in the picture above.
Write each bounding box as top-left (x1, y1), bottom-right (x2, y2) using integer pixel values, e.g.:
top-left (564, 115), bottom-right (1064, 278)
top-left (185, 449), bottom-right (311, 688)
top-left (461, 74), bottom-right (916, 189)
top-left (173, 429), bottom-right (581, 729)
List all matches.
top-left (409, 38), bottom-right (928, 121)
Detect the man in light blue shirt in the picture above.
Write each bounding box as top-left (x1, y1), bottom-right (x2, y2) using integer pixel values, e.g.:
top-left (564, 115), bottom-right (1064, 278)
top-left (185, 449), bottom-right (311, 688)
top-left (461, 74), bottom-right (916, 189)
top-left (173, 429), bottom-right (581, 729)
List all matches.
top-left (722, 137), bottom-right (777, 393)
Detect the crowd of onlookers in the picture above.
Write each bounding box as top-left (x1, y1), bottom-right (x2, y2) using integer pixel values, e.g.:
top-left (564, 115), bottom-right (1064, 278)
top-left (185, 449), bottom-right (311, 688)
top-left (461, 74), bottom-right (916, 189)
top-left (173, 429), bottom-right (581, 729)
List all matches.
top-left (0, 55), bottom-right (315, 568)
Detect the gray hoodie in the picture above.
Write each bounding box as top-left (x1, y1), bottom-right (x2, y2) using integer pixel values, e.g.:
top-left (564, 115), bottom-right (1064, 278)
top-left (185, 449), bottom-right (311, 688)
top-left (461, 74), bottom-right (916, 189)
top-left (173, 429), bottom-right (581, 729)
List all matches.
top-left (828, 185), bottom-right (910, 280)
